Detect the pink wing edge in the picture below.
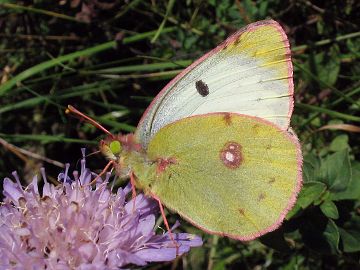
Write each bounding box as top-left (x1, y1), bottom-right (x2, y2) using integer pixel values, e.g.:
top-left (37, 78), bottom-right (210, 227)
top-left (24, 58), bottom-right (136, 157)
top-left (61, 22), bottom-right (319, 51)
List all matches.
top-left (137, 19), bottom-right (294, 132)
top-left (148, 112), bottom-right (303, 241)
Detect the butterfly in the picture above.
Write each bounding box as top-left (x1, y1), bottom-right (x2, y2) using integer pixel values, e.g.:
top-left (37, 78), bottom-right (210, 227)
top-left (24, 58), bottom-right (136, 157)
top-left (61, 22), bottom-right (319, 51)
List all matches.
top-left (68, 19), bottom-right (302, 241)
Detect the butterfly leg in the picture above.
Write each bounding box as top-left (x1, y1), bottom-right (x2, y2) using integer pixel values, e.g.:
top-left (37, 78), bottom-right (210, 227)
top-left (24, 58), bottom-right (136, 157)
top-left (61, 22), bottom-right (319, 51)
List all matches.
top-left (87, 160), bottom-right (114, 186)
top-left (151, 193), bottom-right (180, 256)
top-left (130, 171), bottom-right (138, 212)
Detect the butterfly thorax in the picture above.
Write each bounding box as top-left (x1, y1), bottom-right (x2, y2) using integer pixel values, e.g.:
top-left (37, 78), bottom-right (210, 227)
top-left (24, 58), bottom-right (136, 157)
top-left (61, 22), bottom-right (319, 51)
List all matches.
top-left (99, 133), bottom-right (158, 193)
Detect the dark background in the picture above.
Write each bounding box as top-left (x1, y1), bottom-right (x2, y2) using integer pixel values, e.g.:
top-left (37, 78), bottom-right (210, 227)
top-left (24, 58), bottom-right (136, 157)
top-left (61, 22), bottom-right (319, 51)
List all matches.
top-left (0, 1), bottom-right (359, 269)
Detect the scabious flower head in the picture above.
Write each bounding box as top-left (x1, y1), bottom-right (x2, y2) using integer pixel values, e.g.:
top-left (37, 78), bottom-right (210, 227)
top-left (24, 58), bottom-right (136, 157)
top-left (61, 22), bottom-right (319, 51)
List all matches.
top-left (0, 152), bottom-right (202, 269)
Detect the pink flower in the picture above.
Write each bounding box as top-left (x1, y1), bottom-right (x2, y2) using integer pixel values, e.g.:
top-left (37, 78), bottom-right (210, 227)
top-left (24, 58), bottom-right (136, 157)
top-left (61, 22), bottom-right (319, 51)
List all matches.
top-left (0, 152), bottom-right (202, 269)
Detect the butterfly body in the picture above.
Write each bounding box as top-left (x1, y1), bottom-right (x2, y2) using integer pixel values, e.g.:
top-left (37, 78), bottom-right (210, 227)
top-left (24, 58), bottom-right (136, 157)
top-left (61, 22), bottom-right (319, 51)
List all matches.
top-left (95, 19), bottom-right (302, 241)
top-left (100, 113), bottom-right (301, 241)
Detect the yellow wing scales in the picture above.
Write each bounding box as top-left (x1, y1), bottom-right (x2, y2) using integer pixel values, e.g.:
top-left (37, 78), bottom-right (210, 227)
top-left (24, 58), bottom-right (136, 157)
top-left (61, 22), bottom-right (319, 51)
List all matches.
top-left (226, 25), bottom-right (290, 78)
top-left (140, 113), bottom-right (302, 240)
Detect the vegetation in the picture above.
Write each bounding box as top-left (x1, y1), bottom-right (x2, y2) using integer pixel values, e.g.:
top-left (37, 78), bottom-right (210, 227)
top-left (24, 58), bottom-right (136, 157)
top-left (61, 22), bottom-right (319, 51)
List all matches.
top-left (0, 1), bottom-right (359, 269)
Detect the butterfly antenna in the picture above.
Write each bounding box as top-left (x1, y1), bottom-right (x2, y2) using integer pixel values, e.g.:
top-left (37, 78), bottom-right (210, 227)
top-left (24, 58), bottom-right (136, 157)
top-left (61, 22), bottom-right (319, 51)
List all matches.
top-left (85, 150), bottom-right (101, 158)
top-left (66, 105), bottom-right (114, 138)
top-left (74, 150), bottom-right (101, 169)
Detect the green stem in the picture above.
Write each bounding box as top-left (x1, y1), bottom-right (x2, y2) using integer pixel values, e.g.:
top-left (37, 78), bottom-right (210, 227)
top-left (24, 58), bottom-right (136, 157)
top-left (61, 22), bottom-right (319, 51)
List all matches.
top-left (0, 133), bottom-right (96, 144)
top-left (0, 41), bottom-right (114, 96)
top-left (0, 27), bottom-right (176, 96)
top-left (294, 61), bottom-right (360, 109)
top-left (1, 3), bottom-right (84, 23)
top-left (292, 31), bottom-right (360, 52)
top-left (298, 85), bottom-right (360, 129)
top-left (207, 235), bottom-right (219, 270)
top-left (151, 0), bottom-right (176, 43)
top-left (296, 103), bottom-right (360, 122)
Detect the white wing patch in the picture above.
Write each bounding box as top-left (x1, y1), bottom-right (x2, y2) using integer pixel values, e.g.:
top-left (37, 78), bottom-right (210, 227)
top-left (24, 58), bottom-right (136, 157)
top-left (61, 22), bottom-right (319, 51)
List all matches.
top-left (138, 53), bottom-right (291, 147)
top-left (136, 20), bottom-right (293, 148)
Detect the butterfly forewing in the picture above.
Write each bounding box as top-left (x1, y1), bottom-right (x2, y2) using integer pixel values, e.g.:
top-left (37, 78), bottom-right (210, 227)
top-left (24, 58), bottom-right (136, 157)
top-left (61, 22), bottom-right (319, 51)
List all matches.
top-left (136, 20), bottom-right (293, 148)
top-left (145, 113), bottom-right (302, 240)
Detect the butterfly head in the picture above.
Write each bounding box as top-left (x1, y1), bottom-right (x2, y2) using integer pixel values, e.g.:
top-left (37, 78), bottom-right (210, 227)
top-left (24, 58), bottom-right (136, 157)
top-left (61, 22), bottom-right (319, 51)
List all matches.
top-left (65, 105), bottom-right (144, 177)
top-left (100, 138), bottom-right (122, 161)
top-left (100, 134), bottom-right (142, 161)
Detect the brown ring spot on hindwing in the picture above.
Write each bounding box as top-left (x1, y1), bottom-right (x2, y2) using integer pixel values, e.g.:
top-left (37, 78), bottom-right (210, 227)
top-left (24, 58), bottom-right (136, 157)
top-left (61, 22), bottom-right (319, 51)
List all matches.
top-left (220, 141), bottom-right (243, 169)
top-left (195, 80), bottom-right (209, 97)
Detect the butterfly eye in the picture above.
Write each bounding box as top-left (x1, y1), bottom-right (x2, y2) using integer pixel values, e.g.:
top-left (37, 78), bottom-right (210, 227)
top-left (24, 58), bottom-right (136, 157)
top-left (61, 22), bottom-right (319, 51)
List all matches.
top-left (110, 141), bottom-right (122, 155)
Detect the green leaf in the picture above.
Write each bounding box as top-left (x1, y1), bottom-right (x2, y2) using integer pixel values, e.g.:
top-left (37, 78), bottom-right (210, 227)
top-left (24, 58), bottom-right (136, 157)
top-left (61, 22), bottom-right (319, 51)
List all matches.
top-left (339, 215), bottom-right (360, 252)
top-left (319, 149), bottom-right (352, 192)
top-left (296, 182), bottom-right (327, 209)
top-left (339, 215), bottom-right (360, 253)
top-left (316, 19), bottom-right (325, 35)
top-left (323, 219), bottom-right (341, 253)
top-left (213, 261), bottom-right (226, 270)
top-left (329, 134), bottom-right (349, 152)
top-left (281, 255), bottom-right (305, 270)
top-left (339, 228), bottom-right (360, 252)
top-left (314, 190), bottom-right (330, 206)
top-left (315, 45), bottom-right (341, 86)
top-left (320, 201), bottom-right (339, 219)
top-left (286, 204), bottom-right (302, 219)
top-left (330, 162), bottom-right (360, 200)
top-left (303, 153), bottom-right (321, 183)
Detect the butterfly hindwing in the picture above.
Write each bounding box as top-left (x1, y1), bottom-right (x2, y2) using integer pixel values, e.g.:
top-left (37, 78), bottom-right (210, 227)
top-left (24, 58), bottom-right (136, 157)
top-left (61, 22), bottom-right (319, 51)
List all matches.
top-left (145, 113), bottom-right (302, 240)
top-left (136, 20), bottom-right (293, 148)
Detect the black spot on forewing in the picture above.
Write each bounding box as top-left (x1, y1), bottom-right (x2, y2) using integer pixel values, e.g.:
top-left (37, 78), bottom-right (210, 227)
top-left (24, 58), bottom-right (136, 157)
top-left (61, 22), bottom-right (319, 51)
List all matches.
top-left (195, 80), bottom-right (209, 97)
